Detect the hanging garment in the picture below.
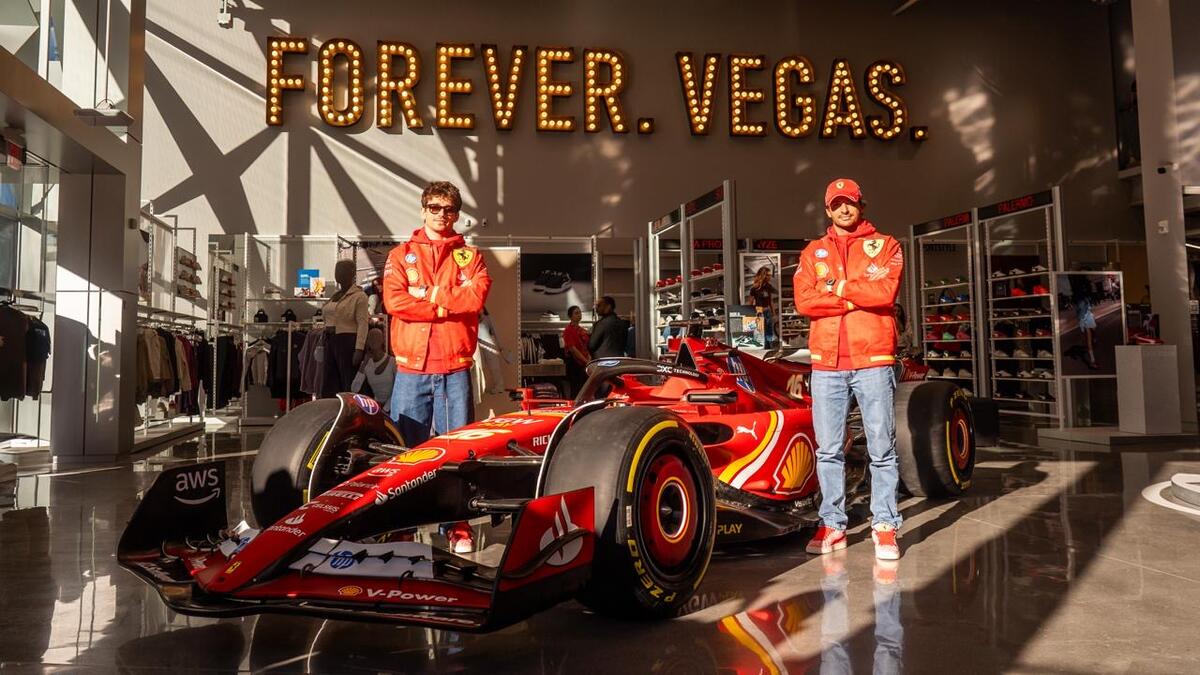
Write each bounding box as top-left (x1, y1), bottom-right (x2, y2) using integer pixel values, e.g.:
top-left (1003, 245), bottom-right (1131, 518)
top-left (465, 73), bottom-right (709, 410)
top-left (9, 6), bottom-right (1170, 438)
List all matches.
top-left (350, 353), bottom-right (396, 409)
top-left (244, 342), bottom-right (271, 388)
top-left (473, 311), bottom-right (508, 399)
top-left (298, 328), bottom-right (327, 396)
top-left (173, 334), bottom-right (192, 393)
top-left (267, 329), bottom-right (306, 399)
top-left (24, 317), bottom-right (51, 398)
top-left (0, 306), bottom-right (29, 400)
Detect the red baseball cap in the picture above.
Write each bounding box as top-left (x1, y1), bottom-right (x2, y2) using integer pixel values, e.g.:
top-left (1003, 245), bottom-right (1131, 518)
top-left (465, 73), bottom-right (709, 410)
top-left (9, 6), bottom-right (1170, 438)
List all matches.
top-left (825, 178), bottom-right (863, 207)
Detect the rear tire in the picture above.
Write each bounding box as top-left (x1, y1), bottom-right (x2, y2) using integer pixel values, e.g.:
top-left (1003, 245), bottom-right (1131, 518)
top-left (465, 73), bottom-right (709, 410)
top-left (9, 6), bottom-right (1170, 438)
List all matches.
top-left (894, 381), bottom-right (975, 497)
top-left (543, 406), bottom-right (716, 618)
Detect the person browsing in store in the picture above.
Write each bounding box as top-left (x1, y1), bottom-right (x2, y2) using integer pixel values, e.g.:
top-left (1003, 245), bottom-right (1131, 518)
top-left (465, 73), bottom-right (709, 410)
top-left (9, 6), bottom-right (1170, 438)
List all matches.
top-left (382, 180), bottom-right (492, 553)
top-left (794, 178), bottom-right (904, 560)
top-left (747, 266), bottom-right (780, 349)
top-left (588, 296), bottom-right (627, 358)
top-left (562, 305), bottom-right (591, 397)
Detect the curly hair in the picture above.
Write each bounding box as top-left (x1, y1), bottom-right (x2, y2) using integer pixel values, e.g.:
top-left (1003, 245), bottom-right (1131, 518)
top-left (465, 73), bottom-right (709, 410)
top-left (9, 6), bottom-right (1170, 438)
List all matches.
top-left (421, 181), bottom-right (463, 210)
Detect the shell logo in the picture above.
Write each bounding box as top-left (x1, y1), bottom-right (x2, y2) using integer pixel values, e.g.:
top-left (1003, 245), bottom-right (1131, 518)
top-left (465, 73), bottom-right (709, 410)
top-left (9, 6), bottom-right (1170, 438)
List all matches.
top-left (390, 447), bottom-right (446, 465)
top-left (338, 585), bottom-right (363, 597)
top-left (773, 434), bottom-right (816, 496)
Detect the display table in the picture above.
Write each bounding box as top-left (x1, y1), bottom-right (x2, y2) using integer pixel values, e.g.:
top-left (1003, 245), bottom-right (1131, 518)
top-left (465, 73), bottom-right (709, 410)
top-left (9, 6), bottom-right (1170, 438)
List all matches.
top-left (1116, 345), bottom-right (1181, 434)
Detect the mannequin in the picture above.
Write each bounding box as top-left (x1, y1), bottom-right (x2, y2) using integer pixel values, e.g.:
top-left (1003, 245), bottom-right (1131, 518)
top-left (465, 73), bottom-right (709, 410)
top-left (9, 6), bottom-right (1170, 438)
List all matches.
top-left (323, 259), bottom-right (370, 393)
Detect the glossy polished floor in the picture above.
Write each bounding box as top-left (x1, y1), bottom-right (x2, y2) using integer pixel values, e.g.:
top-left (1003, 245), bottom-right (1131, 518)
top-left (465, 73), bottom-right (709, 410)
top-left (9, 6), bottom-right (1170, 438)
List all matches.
top-left (2, 432), bottom-right (1199, 674)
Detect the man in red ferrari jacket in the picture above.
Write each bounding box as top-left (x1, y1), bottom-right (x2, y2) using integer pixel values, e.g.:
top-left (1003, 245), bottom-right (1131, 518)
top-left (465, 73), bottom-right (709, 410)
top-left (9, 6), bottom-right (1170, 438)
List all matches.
top-left (383, 181), bottom-right (492, 552)
top-left (794, 178), bottom-right (903, 561)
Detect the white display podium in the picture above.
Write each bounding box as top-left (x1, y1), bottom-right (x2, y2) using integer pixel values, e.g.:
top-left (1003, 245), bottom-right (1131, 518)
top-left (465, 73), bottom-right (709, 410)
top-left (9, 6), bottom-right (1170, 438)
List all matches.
top-left (1116, 345), bottom-right (1182, 434)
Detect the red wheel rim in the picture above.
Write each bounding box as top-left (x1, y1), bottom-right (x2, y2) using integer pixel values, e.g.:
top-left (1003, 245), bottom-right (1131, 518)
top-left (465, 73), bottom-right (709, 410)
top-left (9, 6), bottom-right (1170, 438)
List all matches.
top-left (638, 451), bottom-right (699, 569)
top-left (950, 409), bottom-right (971, 470)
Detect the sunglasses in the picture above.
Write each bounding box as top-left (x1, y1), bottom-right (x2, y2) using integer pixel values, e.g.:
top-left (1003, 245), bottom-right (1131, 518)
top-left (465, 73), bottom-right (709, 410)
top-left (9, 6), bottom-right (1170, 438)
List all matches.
top-left (424, 203), bottom-right (460, 216)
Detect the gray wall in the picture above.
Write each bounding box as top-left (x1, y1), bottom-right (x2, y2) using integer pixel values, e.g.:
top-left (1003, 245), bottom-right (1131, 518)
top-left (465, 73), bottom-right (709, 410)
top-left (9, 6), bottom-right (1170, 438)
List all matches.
top-left (141, 0), bottom-right (1133, 246)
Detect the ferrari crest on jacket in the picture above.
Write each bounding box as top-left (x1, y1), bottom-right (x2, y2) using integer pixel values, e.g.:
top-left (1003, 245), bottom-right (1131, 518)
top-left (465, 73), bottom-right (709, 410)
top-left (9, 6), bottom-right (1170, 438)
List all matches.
top-left (793, 221), bottom-right (902, 370)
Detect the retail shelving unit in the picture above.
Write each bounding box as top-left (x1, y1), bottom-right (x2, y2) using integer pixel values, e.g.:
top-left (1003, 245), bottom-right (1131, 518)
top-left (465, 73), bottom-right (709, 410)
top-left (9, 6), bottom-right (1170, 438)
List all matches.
top-left (979, 188), bottom-right (1066, 427)
top-left (739, 239), bottom-right (809, 348)
top-left (912, 211), bottom-right (981, 396)
top-left (648, 180), bottom-right (738, 354)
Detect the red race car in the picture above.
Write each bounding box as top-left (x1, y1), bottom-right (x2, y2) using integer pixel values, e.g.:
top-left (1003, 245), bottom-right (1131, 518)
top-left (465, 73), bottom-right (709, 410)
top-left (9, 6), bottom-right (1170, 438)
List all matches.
top-left (119, 337), bottom-right (990, 632)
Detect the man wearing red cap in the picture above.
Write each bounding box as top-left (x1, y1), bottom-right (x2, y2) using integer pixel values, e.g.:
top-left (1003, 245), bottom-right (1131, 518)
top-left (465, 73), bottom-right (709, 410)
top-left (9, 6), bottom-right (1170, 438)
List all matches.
top-left (794, 178), bottom-right (904, 560)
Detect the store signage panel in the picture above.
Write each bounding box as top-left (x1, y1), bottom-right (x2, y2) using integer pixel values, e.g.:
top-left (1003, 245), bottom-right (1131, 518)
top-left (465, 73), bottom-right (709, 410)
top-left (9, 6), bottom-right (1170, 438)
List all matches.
top-left (750, 239), bottom-right (808, 251)
top-left (912, 211), bottom-right (972, 237)
top-left (265, 37), bottom-right (928, 142)
top-left (978, 190), bottom-right (1054, 221)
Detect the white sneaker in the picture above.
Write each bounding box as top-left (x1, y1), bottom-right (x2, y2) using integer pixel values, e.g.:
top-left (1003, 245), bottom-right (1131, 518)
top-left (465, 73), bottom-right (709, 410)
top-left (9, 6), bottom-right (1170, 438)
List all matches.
top-left (996, 369), bottom-right (1013, 377)
top-left (1036, 349), bottom-right (1054, 358)
top-left (1013, 348), bottom-right (1031, 358)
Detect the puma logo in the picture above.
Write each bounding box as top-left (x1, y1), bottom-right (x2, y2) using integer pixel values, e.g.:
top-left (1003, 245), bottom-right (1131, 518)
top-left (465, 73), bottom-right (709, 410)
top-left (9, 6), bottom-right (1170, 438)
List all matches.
top-left (735, 422), bottom-right (758, 440)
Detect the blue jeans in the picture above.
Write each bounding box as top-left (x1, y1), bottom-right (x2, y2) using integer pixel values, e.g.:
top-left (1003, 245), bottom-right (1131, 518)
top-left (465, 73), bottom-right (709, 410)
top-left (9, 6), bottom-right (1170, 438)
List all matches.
top-left (390, 369), bottom-right (473, 446)
top-left (810, 366), bottom-right (902, 530)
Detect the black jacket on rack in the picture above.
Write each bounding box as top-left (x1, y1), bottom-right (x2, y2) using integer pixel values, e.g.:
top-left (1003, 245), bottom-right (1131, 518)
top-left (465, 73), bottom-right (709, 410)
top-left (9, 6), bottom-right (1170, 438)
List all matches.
top-left (0, 306), bottom-right (29, 400)
top-left (267, 329), bottom-right (307, 399)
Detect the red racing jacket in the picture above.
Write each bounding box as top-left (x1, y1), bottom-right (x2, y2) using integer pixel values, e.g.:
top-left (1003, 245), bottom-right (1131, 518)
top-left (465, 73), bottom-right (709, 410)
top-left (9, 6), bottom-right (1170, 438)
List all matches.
top-left (793, 221), bottom-right (902, 370)
top-left (382, 228), bottom-right (492, 373)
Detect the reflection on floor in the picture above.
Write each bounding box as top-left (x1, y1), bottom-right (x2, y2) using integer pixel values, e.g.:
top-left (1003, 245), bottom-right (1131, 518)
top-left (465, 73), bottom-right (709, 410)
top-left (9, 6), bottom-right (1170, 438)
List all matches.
top-left (1, 432), bottom-right (1199, 673)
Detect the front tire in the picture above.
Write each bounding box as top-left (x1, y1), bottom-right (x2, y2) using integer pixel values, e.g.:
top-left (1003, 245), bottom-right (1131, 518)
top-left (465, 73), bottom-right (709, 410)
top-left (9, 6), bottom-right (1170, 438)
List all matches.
top-left (543, 406), bottom-right (716, 618)
top-left (894, 381), bottom-right (975, 497)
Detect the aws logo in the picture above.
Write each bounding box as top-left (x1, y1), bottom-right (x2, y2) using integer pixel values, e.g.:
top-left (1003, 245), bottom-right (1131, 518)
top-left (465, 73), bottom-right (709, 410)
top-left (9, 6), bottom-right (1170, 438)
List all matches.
top-left (390, 447), bottom-right (445, 466)
top-left (771, 434), bottom-right (816, 497)
top-left (174, 466), bottom-right (221, 506)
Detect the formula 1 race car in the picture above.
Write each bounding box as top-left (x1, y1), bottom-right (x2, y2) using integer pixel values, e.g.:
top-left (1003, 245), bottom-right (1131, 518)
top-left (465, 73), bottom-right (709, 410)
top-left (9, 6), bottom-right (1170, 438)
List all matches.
top-left (119, 337), bottom-right (993, 632)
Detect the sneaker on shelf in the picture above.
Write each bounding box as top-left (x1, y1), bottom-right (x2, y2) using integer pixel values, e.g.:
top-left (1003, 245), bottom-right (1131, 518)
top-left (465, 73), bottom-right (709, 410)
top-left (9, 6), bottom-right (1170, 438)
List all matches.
top-left (1017, 370), bottom-right (1033, 378)
top-left (959, 350), bottom-right (972, 358)
top-left (954, 313), bottom-right (971, 321)
top-left (923, 279), bottom-right (935, 288)
top-left (446, 522), bottom-right (475, 554)
top-left (938, 292), bottom-right (956, 304)
top-left (1036, 349), bottom-right (1054, 358)
top-left (1009, 268), bottom-right (1026, 276)
top-left (656, 279), bottom-right (666, 288)
top-left (996, 368), bottom-right (1014, 377)
top-left (1031, 264), bottom-right (1049, 272)
top-left (992, 329), bottom-right (1008, 339)
top-left (1010, 287), bottom-right (1028, 297)
top-left (924, 314), bottom-right (938, 323)
top-left (936, 314), bottom-right (954, 322)
top-left (955, 329), bottom-right (971, 340)
top-left (1015, 328), bottom-right (1030, 337)
top-left (962, 388), bottom-right (974, 396)
top-left (871, 524), bottom-right (901, 560)
top-left (806, 525), bottom-right (848, 555)
top-left (992, 349), bottom-right (1010, 358)
top-left (1038, 369), bottom-right (1055, 379)
top-left (703, 265), bottom-right (714, 274)
top-left (926, 350), bottom-right (942, 359)
top-left (712, 262), bottom-right (723, 270)
top-left (925, 331), bottom-right (939, 341)
top-left (991, 271), bottom-right (1006, 279)
top-left (928, 368), bottom-right (942, 377)
top-left (539, 311), bottom-right (560, 320)
top-left (1034, 328), bottom-right (1051, 337)
top-left (942, 331), bottom-right (957, 341)
top-left (690, 269), bottom-right (702, 277)
top-left (956, 294), bottom-right (970, 302)
top-left (1013, 348), bottom-right (1032, 358)
top-left (1032, 284), bottom-right (1049, 295)
top-left (954, 276), bottom-right (967, 284)
top-left (1013, 391), bottom-right (1030, 400)
top-left (1036, 393), bottom-right (1056, 402)
top-left (957, 368), bottom-right (973, 378)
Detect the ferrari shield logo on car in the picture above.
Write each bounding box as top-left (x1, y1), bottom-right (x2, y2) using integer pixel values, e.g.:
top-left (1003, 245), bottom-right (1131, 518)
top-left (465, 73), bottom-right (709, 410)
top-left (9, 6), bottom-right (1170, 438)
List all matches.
top-left (452, 247), bottom-right (474, 267)
top-left (863, 238), bottom-right (885, 258)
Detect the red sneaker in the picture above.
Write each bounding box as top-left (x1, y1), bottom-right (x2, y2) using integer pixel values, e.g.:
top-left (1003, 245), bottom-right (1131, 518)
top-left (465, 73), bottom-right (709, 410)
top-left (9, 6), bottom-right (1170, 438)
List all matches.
top-left (1032, 284), bottom-right (1049, 295)
top-left (872, 524), bottom-right (901, 560)
top-left (1010, 287), bottom-right (1028, 297)
top-left (805, 526), bottom-right (847, 555)
top-left (447, 522), bottom-right (475, 554)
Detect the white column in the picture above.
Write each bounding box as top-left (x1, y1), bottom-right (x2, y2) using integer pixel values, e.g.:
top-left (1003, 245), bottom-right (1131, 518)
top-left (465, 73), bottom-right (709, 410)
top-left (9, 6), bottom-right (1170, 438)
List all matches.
top-left (1131, 0), bottom-right (1197, 428)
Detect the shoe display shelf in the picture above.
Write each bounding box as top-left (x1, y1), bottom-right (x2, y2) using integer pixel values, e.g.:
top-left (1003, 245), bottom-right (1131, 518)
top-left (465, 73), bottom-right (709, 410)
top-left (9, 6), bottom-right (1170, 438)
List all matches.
top-left (648, 180), bottom-right (738, 353)
top-left (979, 188), bottom-right (1065, 426)
top-left (911, 210), bottom-right (980, 396)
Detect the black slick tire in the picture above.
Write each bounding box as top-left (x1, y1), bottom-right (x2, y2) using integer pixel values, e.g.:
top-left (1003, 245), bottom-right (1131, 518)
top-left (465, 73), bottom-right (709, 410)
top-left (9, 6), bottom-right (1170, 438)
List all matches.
top-left (543, 406), bottom-right (716, 618)
top-left (894, 381), bottom-right (975, 497)
top-left (250, 399), bottom-right (342, 527)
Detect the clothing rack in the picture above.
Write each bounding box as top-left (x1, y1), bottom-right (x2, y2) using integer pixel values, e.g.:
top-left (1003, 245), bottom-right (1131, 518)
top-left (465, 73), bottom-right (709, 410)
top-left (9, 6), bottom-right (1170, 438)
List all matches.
top-left (133, 311), bottom-right (207, 437)
top-left (244, 320), bottom-right (318, 417)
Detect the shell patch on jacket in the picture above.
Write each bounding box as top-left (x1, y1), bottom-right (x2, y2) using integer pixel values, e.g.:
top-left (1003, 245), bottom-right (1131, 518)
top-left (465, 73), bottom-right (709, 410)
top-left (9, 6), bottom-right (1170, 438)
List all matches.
top-left (814, 262), bottom-right (829, 278)
top-left (863, 238), bottom-right (885, 258)
top-left (453, 248), bottom-right (474, 267)
top-left (405, 268), bottom-right (420, 283)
